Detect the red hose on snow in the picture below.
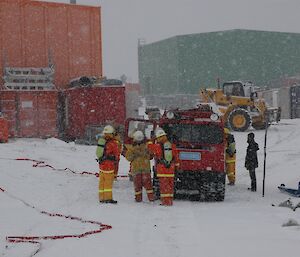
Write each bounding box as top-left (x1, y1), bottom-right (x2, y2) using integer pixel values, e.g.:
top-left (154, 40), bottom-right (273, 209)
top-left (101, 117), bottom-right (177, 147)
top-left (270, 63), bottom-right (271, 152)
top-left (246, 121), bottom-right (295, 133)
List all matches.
top-left (15, 158), bottom-right (128, 178)
top-left (1, 187), bottom-right (112, 257)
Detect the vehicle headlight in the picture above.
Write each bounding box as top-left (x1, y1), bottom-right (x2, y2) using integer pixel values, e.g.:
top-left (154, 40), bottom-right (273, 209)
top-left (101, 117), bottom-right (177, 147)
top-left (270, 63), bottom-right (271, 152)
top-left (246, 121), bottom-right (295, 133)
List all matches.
top-left (210, 113), bottom-right (219, 121)
top-left (166, 111), bottom-right (175, 119)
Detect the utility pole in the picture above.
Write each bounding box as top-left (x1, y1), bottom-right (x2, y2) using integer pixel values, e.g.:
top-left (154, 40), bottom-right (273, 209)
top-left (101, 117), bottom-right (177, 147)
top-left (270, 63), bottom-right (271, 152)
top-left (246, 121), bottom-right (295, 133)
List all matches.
top-left (262, 112), bottom-right (269, 197)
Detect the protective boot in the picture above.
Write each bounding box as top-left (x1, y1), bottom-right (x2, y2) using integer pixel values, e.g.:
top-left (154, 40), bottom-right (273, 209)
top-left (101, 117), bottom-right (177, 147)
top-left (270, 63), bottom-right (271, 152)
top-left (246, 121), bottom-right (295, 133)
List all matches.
top-left (107, 199), bottom-right (118, 204)
top-left (100, 199), bottom-right (118, 204)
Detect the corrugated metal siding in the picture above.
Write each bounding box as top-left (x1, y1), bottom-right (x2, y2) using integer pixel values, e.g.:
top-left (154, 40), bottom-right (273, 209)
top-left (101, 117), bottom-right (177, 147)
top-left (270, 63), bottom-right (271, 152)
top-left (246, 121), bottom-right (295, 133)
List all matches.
top-left (0, 0), bottom-right (102, 89)
top-left (139, 29), bottom-right (300, 95)
top-left (65, 86), bottom-right (126, 139)
top-left (290, 85), bottom-right (300, 118)
top-left (0, 90), bottom-right (58, 138)
top-left (138, 37), bottom-right (179, 95)
top-left (262, 85), bottom-right (300, 119)
top-left (0, 116), bottom-right (9, 142)
top-left (278, 87), bottom-right (291, 119)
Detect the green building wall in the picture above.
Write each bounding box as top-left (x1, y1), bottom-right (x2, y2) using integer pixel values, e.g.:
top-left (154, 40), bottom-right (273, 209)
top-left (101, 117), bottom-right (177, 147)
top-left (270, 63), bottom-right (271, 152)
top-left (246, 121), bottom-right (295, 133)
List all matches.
top-left (138, 29), bottom-right (300, 95)
top-left (138, 37), bottom-right (179, 95)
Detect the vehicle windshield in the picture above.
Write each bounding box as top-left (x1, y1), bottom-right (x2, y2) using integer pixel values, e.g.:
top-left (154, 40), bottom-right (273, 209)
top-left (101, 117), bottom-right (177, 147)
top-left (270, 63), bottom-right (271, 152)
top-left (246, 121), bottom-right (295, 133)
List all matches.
top-left (162, 123), bottom-right (223, 145)
top-left (127, 120), bottom-right (154, 140)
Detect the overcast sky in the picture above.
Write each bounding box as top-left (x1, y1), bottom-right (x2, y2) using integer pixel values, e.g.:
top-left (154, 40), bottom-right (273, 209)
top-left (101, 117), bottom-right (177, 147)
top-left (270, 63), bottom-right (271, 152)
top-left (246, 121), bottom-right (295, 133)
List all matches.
top-left (41, 0), bottom-right (300, 82)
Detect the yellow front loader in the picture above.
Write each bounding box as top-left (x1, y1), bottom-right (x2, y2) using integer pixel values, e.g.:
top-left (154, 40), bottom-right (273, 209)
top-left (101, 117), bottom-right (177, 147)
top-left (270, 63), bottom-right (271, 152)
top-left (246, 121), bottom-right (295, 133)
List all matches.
top-left (200, 81), bottom-right (280, 131)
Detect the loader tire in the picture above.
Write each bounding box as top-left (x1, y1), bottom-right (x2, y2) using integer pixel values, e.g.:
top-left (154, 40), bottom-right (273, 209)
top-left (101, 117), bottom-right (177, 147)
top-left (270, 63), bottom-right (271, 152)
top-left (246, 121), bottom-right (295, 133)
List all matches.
top-left (228, 108), bottom-right (251, 132)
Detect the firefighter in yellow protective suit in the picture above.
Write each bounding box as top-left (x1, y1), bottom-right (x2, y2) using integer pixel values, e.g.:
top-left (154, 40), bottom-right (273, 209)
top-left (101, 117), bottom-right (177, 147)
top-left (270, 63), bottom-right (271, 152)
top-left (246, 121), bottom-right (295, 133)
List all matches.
top-left (224, 128), bottom-right (236, 185)
top-left (125, 130), bottom-right (154, 202)
top-left (96, 125), bottom-right (120, 204)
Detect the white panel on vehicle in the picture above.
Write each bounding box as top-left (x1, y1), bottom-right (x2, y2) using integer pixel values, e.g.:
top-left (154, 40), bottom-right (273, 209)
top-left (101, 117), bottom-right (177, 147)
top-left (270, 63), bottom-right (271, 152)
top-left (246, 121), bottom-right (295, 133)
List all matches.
top-left (179, 152), bottom-right (201, 161)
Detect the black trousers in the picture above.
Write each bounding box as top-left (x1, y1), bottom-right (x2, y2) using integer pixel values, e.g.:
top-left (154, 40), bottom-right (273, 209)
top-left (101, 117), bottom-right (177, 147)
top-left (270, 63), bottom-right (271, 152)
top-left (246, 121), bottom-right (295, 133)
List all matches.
top-left (249, 168), bottom-right (256, 191)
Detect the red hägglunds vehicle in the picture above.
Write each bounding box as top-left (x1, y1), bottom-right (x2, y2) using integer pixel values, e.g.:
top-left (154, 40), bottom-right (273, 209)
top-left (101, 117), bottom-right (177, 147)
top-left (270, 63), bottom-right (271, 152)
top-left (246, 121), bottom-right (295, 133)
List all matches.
top-left (125, 104), bottom-right (226, 201)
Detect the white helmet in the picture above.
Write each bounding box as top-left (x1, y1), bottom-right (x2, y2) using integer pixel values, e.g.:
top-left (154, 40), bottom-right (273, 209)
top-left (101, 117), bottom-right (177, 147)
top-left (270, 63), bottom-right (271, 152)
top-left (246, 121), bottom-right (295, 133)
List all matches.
top-left (133, 130), bottom-right (144, 142)
top-left (102, 125), bottom-right (115, 134)
top-left (155, 128), bottom-right (166, 139)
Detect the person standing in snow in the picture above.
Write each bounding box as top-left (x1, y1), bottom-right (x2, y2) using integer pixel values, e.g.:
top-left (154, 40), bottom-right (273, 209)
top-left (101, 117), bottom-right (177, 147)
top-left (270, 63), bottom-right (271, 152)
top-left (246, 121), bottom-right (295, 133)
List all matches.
top-left (148, 128), bottom-right (179, 206)
top-left (224, 128), bottom-right (236, 185)
top-left (245, 132), bottom-right (259, 192)
top-left (125, 130), bottom-right (154, 202)
top-left (96, 125), bottom-right (120, 204)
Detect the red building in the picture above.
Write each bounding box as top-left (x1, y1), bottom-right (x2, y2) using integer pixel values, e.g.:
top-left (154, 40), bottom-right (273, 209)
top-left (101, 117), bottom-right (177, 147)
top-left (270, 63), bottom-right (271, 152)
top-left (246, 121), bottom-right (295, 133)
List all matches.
top-left (0, 0), bottom-right (102, 89)
top-left (0, 0), bottom-right (105, 139)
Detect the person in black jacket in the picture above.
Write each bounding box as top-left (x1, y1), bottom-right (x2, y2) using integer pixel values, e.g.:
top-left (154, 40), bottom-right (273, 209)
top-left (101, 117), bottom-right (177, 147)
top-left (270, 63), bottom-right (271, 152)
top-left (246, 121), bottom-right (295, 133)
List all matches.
top-left (245, 132), bottom-right (259, 192)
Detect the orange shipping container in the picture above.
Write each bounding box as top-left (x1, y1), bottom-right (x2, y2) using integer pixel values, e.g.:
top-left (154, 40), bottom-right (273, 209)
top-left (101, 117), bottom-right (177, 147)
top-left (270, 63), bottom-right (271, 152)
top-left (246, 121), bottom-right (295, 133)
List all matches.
top-left (0, 116), bottom-right (9, 143)
top-left (0, 0), bottom-right (102, 89)
top-left (0, 90), bottom-right (58, 138)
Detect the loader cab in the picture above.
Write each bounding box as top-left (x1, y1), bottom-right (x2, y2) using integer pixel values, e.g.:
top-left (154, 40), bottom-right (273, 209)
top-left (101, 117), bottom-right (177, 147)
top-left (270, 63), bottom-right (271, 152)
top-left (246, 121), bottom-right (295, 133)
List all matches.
top-left (223, 81), bottom-right (244, 97)
top-left (223, 81), bottom-right (257, 98)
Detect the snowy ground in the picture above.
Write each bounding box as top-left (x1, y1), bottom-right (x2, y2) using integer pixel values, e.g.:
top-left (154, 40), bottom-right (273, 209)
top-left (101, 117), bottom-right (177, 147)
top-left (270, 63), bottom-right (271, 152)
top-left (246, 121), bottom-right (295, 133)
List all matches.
top-left (1, 119), bottom-right (300, 257)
